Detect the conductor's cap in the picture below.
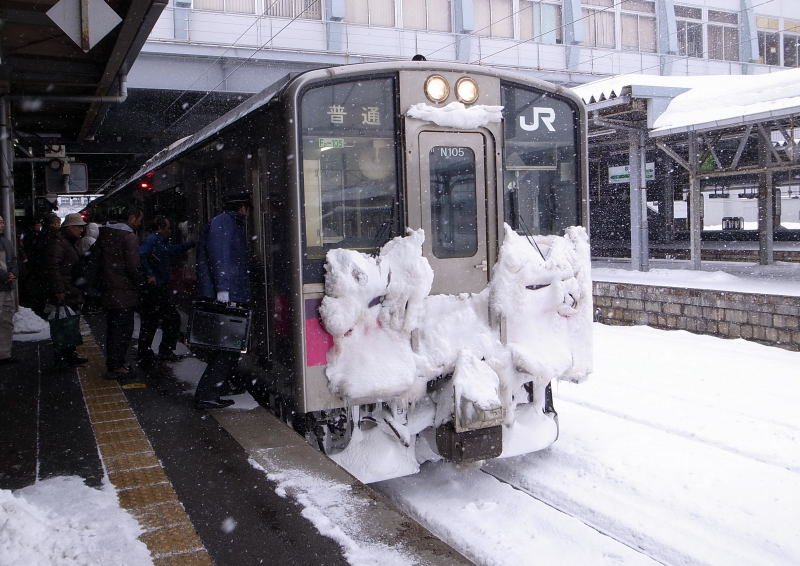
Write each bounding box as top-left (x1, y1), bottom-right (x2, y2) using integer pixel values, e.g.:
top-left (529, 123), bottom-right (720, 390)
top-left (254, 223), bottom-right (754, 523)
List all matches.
top-left (223, 192), bottom-right (252, 207)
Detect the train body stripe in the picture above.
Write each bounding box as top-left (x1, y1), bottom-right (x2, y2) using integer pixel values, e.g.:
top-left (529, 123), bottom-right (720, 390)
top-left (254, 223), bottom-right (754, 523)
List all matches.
top-left (304, 298), bottom-right (333, 366)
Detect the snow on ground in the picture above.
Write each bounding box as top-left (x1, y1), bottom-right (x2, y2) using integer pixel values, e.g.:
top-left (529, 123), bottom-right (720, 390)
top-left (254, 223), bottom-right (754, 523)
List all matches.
top-left (0, 476), bottom-right (153, 566)
top-left (248, 456), bottom-right (416, 566)
top-left (593, 259), bottom-right (800, 297)
top-left (375, 323), bottom-right (800, 566)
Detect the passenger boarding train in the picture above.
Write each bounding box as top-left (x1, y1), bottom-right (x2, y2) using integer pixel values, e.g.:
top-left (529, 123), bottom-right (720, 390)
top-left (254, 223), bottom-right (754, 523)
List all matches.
top-left (89, 61), bottom-right (592, 481)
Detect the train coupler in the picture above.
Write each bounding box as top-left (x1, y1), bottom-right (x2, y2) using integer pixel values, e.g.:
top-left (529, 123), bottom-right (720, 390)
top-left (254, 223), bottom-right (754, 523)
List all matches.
top-left (435, 422), bottom-right (502, 463)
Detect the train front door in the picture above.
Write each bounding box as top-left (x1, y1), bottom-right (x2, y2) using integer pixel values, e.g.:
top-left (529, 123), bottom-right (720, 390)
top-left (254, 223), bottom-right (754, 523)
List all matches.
top-left (418, 131), bottom-right (492, 294)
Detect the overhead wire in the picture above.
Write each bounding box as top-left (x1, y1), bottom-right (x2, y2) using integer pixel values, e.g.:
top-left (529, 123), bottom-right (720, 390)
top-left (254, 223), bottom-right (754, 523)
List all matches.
top-left (161, 0), bottom-right (322, 132)
top-left (159, 0), bottom-right (292, 120)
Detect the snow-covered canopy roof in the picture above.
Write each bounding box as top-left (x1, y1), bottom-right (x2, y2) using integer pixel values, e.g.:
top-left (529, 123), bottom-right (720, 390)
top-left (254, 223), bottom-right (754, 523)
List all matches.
top-left (573, 68), bottom-right (800, 137)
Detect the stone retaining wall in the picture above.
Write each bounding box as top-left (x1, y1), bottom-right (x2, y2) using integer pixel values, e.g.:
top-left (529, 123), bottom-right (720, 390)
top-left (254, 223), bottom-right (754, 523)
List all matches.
top-left (592, 281), bottom-right (800, 351)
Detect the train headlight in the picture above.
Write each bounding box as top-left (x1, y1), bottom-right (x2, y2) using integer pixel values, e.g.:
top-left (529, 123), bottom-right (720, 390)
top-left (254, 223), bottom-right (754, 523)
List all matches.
top-left (424, 75), bottom-right (449, 103)
top-left (455, 77), bottom-right (479, 104)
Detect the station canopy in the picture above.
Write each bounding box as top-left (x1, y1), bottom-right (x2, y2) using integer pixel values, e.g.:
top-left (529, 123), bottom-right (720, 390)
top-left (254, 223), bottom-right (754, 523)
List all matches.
top-left (573, 67), bottom-right (800, 139)
top-left (1, 0), bottom-right (166, 142)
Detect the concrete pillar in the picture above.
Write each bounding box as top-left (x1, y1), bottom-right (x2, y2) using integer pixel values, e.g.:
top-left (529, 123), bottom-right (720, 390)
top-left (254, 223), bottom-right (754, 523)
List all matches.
top-left (563, 0), bottom-right (583, 71)
top-left (740, 0), bottom-right (760, 68)
top-left (629, 132), bottom-right (649, 271)
top-left (687, 135), bottom-right (702, 269)
top-left (326, 0), bottom-right (346, 53)
top-left (758, 136), bottom-right (775, 265)
top-left (173, 1), bottom-right (190, 41)
top-left (454, 0), bottom-right (475, 62)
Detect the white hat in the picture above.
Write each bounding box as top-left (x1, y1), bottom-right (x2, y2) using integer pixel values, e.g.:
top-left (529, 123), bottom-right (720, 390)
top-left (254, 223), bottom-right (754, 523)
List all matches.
top-left (62, 213), bottom-right (87, 227)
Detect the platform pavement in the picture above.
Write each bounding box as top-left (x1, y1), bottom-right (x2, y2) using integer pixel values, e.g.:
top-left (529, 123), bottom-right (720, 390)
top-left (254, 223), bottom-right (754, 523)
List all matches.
top-left (1, 320), bottom-right (474, 566)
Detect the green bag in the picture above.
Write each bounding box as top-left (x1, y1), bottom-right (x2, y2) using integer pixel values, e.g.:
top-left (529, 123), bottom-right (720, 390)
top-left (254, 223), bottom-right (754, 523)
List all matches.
top-left (48, 305), bottom-right (83, 351)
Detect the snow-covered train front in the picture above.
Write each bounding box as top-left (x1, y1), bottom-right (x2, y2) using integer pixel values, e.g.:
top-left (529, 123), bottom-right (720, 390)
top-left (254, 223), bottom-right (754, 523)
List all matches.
top-left (91, 61), bottom-right (591, 482)
top-left (320, 225), bottom-right (592, 482)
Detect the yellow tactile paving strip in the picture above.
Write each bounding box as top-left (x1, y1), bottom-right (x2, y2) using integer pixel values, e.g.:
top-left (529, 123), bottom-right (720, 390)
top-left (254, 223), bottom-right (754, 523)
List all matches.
top-left (75, 322), bottom-right (214, 566)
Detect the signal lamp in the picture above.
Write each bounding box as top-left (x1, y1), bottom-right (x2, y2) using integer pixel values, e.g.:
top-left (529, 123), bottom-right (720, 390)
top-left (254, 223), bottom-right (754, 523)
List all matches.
top-left (424, 75), bottom-right (449, 103)
top-left (455, 77), bottom-right (479, 104)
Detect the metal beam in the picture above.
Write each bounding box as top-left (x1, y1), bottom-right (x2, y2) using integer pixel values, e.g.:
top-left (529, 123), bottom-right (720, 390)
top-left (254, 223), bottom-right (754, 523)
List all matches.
top-left (757, 123), bottom-right (784, 164)
top-left (730, 123), bottom-right (753, 169)
top-left (694, 161), bottom-right (800, 179)
top-left (655, 140), bottom-right (690, 172)
top-left (592, 115), bottom-right (647, 133)
top-left (701, 134), bottom-right (724, 170)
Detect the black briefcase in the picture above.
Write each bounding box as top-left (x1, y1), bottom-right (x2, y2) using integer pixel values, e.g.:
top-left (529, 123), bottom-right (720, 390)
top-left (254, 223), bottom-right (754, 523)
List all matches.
top-left (188, 300), bottom-right (251, 353)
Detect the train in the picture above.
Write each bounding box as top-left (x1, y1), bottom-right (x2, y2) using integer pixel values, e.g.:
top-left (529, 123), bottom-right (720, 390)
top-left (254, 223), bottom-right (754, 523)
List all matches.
top-left (87, 61), bottom-right (593, 482)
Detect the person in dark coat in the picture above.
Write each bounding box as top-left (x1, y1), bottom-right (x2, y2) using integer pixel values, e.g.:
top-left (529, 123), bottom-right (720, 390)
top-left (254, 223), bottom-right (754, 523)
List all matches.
top-left (0, 215), bottom-right (19, 364)
top-left (194, 193), bottom-right (252, 409)
top-left (45, 213), bottom-right (89, 367)
top-left (23, 213), bottom-right (60, 318)
top-left (137, 215), bottom-right (194, 362)
top-left (97, 206), bottom-right (144, 379)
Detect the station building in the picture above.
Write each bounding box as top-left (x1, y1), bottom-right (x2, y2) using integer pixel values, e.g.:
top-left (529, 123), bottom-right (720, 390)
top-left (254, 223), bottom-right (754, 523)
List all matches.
top-left (4, 0), bottom-right (800, 265)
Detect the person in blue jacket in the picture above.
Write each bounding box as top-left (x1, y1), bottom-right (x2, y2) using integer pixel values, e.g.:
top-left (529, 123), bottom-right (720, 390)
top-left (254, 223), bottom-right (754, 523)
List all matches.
top-left (194, 193), bottom-right (252, 409)
top-left (138, 215), bottom-right (195, 362)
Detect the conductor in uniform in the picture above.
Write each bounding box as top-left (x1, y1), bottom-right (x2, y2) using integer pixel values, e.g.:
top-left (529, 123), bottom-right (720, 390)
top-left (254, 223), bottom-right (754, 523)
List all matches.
top-left (194, 193), bottom-right (252, 409)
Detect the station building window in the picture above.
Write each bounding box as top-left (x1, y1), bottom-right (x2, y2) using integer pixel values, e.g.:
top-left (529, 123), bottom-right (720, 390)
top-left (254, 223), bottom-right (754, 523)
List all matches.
top-left (404, 0), bottom-right (451, 32)
top-left (344, 0), bottom-right (394, 26)
top-left (264, 0), bottom-right (322, 19)
top-left (620, 0), bottom-right (656, 52)
top-left (581, 0), bottom-right (615, 49)
top-left (707, 10), bottom-right (739, 61)
top-left (783, 20), bottom-right (800, 67)
top-left (757, 16), bottom-right (780, 66)
top-left (193, 0), bottom-right (256, 13)
top-left (675, 5), bottom-right (703, 58)
top-left (520, 1), bottom-right (563, 45)
top-left (473, 0), bottom-right (513, 38)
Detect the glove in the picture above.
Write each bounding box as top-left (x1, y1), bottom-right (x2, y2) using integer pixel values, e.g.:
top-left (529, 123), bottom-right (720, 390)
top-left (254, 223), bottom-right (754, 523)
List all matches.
top-left (216, 291), bottom-right (230, 304)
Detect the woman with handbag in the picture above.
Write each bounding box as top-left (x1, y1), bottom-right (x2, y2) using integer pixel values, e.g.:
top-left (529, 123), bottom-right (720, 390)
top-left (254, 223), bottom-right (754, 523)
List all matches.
top-left (45, 213), bottom-right (89, 368)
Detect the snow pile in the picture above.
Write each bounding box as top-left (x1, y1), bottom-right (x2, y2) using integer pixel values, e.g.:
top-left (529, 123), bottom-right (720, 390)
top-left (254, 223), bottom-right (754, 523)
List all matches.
top-left (452, 351), bottom-right (503, 431)
top-left (12, 307), bottom-right (50, 341)
top-left (653, 67), bottom-right (800, 133)
top-left (320, 224), bottom-right (593, 479)
top-left (407, 102), bottom-right (503, 129)
top-left (0, 476), bottom-right (153, 566)
top-left (320, 229), bottom-right (432, 402)
top-left (491, 225), bottom-right (593, 384)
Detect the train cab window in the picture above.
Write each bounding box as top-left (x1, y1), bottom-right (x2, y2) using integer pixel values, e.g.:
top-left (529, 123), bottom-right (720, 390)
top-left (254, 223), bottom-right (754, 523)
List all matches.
top-left (501, 83), bottom-right (580, 236)
top-left (299, 77), bottom-right (400, 266)
top-left (429, 146), bottom-right (478, 258)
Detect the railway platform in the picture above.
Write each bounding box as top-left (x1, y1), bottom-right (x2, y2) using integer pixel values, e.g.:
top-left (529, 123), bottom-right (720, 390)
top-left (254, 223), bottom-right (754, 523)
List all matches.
top-left (0, 319), bottom-right (473, 566)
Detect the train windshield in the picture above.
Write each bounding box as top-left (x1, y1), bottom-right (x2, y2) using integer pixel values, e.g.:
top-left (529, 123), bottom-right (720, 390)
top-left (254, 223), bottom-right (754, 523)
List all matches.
top-left (299, 77), bottom-right (400, 260)
top-left (501, 83), bottom-right (580, 236)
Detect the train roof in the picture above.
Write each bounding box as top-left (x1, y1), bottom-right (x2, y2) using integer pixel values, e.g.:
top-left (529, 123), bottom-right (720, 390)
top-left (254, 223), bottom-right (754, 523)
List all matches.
top-left (102, 61), bottom-right (584, 200)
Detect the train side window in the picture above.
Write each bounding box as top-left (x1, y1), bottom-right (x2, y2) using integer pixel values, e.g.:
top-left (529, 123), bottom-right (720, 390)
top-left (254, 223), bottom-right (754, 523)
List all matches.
top-left (501, 83), bottom-right (580, 236)
top-left (299, 77), bottom-right (400, 262)
top-left (429, 146), bottom-right (478, 258)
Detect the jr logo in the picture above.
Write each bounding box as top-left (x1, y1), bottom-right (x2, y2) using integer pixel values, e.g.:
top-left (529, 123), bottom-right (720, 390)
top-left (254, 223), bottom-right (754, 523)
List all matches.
top-left (519, 107), bottom-right (556, 132)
